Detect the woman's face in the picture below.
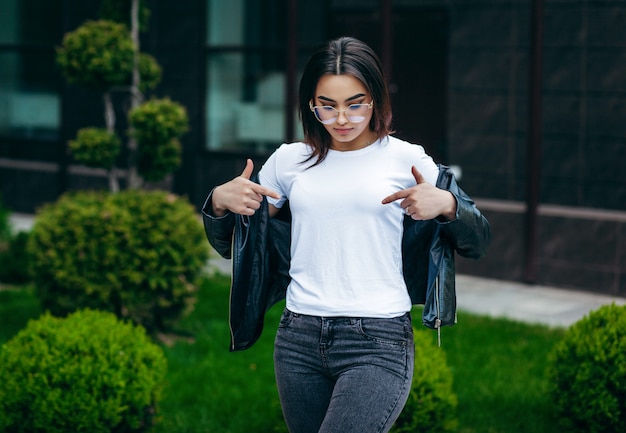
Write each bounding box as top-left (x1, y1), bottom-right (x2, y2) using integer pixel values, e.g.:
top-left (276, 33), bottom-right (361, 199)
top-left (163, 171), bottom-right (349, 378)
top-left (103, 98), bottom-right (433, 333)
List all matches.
top-left (312, 74), bottom-right (374, 151)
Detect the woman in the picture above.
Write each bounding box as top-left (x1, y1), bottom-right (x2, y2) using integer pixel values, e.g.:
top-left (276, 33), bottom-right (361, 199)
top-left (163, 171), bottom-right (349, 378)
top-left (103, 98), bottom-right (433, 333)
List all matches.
top-left (204, 36), bottom-right (489, 433)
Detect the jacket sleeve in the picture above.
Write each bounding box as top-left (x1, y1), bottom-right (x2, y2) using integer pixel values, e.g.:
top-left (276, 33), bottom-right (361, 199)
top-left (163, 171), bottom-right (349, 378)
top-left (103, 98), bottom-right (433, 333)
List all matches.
top-left (201, 188), bottom-right (235, 259)
top-left (435, 166), bottom-right (491, 260)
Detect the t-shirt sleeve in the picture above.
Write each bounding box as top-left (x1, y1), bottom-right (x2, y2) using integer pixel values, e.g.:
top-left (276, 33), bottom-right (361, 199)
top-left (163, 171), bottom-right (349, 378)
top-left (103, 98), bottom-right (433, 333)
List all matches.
top-left (412, 144), bottom-right (439, 186)
top-left (258, 146), bottom-right (288, 208)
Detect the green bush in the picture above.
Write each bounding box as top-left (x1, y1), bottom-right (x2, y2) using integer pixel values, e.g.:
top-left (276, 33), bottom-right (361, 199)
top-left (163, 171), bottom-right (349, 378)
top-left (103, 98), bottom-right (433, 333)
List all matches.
top-left (29, 190), bottom-right (209, 333)
top-left (0, 309), bottom-right (166, 433)
top-left (136, 52), bottom-right (162, 93)
top-left (0, 194), bottom-right (10, 243)
top-left (69, 127), bottom-right (121, 169)
top-left (129, 97), bottom-right (189, 182)
top-left (99, 0), bottom-right (151, 32)
top-left (0, 231), bottom-right (33, 285)
top-left (0, 197), bottom-right (32, 285)
top-left (547, 303), bottom-right (626, 433)
top-left (56, 20), bottom-right (135, 89)
top-left (391, 329), bottom-right (458, 433)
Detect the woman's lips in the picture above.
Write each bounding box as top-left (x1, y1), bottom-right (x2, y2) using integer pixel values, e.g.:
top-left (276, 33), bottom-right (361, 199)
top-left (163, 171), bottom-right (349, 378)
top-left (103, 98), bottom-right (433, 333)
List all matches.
top-left (334, 128), bottom-right (352, 135)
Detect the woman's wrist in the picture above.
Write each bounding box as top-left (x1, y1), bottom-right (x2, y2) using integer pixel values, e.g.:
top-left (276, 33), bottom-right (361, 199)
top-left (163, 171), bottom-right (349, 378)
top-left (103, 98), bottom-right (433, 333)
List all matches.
top-left (440, 191), bottom-right (457, 221)
top-left (210, 186), bottom-right (228, 217)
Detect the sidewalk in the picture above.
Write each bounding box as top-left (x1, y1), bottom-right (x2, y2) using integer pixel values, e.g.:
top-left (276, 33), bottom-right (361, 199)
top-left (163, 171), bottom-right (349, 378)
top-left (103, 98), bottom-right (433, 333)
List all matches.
top-left (11, 213), bottom-right (626, 328)
top-left (455, 274), bottom-right (625, 328)
top-left (206, 258), bottom-right (626, 328)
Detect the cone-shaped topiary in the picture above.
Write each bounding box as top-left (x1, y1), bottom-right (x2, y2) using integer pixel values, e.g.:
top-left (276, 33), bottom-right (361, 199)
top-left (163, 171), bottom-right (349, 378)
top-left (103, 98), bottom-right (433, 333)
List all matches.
top-left (0, 309), bottom-right (167, 433)
top-left (548, 303), bottom-right (626, 433)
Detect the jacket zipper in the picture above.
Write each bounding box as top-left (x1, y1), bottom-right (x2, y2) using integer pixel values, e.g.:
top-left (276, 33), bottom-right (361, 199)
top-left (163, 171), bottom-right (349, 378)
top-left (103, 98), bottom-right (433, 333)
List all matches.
top-left (435, 276), bottom-right (442, 347)
top-left (228, 233), bottom-right (236, 351)
top-left (434, 249), bottom-right (445, 347)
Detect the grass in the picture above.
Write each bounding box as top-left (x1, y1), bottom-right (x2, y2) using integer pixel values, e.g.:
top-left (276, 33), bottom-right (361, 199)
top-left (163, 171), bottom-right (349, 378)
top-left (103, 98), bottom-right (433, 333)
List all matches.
top-left (0, 275), bottom-right (565, 433)
top-left (439, 312), bottom-right (563, 433)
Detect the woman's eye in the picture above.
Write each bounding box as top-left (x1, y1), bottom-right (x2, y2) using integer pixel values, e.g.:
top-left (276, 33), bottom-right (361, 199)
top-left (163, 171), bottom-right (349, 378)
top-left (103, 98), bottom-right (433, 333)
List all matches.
top-left (321, 106), bottom-right (335, 112)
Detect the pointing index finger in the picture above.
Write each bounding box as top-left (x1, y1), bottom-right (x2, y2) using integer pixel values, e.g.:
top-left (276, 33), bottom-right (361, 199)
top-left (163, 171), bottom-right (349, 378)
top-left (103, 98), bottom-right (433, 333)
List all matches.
top-left (253, 183), bottom-right (281, 200)
top-left (381, 190), bottom-right (410, 204)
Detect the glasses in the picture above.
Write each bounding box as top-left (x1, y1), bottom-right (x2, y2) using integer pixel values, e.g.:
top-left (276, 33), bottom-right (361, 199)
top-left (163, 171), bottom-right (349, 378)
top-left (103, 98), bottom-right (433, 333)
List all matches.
top-left (309, 101), bottom-right (373, 125)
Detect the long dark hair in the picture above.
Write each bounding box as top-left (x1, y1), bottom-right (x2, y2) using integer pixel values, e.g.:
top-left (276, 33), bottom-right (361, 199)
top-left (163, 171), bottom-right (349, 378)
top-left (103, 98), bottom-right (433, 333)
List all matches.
top-left (299, 36), bottom-right (393, 166)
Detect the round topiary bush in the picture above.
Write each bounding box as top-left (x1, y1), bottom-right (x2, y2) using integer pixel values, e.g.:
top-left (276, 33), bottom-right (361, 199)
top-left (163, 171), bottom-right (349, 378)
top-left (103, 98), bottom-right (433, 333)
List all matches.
top-left (547, 303), bottom-right (626, 433)
top-left (56, 20), bottom-right (135, 90)
top-left (29, 190), bottom-right (209, 333)
top-left (129, 97), bottom-right (188, 183)
top-left (0, 309), bottom-right (167, 433)
top-left (391, 328), bottom-right (458, 433)
top-left (69, 127), bottom-right (121, 169)
top-left (136, 52), bottom-right (162, 93)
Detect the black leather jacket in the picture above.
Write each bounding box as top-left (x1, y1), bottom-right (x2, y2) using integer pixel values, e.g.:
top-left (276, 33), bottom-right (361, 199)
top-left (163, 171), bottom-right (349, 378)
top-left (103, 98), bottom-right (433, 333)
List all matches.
top-left (202, 165), bottom-right (490, 351)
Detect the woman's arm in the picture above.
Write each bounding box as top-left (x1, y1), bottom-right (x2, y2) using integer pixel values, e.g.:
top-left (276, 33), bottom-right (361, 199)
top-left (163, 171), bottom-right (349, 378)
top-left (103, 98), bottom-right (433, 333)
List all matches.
top-left (211, 159), bottom-right (280, 217)
top-left (202, 159), bottom-right (281, 258)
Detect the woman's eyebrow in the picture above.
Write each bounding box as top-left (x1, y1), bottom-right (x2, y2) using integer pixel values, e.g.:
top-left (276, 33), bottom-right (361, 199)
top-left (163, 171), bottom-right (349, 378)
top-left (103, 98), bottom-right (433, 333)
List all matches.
top-left (317, 93), bottom-right (367, 103)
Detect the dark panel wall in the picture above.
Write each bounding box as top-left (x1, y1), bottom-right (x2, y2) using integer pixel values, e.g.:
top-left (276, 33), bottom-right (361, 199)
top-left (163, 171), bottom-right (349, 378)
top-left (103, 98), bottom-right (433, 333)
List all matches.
top-left (444, 0), bottom-right (626, 211)
top-left (2, 0), bottom-right (625, 295)
top-left (142, 0), bottom-right (206, 207)
top-left (457, 205), bottom-right (626, 297)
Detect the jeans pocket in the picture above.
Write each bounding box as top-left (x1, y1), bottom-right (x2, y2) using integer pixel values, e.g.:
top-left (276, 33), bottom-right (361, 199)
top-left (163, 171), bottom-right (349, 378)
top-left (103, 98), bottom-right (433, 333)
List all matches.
top-left (356, 315), bottom-right (412, 347)
top-left (278, 308), bottom-right (295, 328)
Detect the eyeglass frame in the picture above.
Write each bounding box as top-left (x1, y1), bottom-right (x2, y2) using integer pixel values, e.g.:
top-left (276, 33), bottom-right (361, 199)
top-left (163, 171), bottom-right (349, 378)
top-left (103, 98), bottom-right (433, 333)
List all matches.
top-left (308, 100), bottom-right (374, 124)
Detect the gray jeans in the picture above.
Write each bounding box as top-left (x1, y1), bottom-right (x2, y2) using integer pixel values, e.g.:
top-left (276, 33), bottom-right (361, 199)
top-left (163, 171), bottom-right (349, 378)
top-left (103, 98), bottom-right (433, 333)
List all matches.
top-left (274, 309), bottom-right (414, 433)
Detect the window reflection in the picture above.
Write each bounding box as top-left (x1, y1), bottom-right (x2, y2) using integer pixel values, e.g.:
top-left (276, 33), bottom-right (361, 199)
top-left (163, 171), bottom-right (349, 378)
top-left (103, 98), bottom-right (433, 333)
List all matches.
top-left (0, 0), bottom-right (62, 140)
top-left (207, 53), bottom-right (295, 152)
top-left (206, 0), bottom-right (297, 152)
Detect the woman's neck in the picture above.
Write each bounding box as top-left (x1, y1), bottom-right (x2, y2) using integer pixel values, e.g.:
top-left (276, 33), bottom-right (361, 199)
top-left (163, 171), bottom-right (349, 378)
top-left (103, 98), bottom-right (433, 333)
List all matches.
top-left (331, 133), bottom-right (378, 152)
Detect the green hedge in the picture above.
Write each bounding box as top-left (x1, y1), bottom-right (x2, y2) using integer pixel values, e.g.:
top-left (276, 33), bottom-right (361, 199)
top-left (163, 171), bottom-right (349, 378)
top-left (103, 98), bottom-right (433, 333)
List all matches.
top-left (29, 190), bottom-right (209, 333)
top-left (548, 303), bottom-right (626, 433)
top-left (0, 309), bottom-right (167, 432)
top-left (392, 328), bottom-right (458, 432)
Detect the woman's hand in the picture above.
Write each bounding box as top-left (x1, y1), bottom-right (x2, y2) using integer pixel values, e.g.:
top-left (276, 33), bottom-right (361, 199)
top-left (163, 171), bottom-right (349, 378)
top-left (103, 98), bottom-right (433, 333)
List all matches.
top-left (212, 159), bottom-right (281, 217)
top-left (382, 166), bottom-right (457, 221)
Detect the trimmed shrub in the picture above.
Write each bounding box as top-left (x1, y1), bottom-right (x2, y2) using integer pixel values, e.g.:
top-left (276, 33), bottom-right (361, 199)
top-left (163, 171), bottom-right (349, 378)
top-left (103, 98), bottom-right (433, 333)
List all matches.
top-left (129, 97), bottom-right (188, 182)
top-left (56, 20), bottom-right (135, 90)
top-left (99, 0), bottom-right (151, 32)
top-left (29, 190), bottom-right (209, 333)
top-left (136, 52), bottom-right (162, 93)
top-left (547, 303), bottom-right (626, 433)
top-left (0, 309), bottom-right (166, 433)
top-left (391, 329), bottom-right (458, 433)
top-left (69, 127), bottom-right (121, 169)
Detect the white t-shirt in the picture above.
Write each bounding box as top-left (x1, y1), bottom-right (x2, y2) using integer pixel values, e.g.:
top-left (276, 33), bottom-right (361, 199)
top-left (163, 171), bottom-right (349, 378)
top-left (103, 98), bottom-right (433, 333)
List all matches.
top-left (258, 136), bottom-right (439, 318)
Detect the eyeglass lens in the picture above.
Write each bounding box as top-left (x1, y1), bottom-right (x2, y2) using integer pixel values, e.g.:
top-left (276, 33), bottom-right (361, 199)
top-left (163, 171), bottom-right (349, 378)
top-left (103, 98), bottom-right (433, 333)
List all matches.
top-left (312, 104), bottom-right (371, 125)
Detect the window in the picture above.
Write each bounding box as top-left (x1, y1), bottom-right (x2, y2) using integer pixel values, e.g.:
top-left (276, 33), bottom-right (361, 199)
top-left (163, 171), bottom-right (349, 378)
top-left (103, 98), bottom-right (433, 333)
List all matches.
top-left (206, 0), bottom-right (301, 152)
top-left (0, 0), bottom-right (63, 140)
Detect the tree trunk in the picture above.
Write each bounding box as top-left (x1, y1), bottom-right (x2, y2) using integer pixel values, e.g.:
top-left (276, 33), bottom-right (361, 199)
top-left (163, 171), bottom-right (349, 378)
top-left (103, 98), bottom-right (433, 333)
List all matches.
top-left (127, 0), bottom-right (142, 189)
top-left (103, 92), bottom-right (119, 193)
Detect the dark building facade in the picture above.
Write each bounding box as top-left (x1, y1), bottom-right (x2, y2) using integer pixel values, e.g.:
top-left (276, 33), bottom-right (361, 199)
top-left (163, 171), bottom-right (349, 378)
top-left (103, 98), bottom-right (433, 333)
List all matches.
top-left (1, 0), bottom-right (625, 295)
